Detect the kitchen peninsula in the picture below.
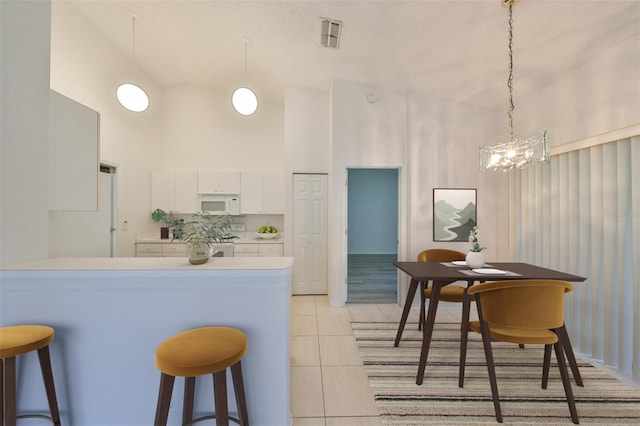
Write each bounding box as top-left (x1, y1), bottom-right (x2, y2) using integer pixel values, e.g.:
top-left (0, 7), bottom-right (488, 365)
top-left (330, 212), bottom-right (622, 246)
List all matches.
top-left (0, 256), bottom-right (293, 426)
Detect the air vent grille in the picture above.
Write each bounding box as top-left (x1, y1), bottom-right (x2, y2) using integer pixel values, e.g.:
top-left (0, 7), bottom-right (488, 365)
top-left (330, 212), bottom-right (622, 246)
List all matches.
top-left (320, 18), bottom-right (342, 48)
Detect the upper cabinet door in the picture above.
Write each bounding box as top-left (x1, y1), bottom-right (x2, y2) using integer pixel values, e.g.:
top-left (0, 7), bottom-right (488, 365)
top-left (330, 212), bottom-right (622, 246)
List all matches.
top-left (261, 172), bottom-right (285, 214)
top-left (240, 171), bottom-right (284, 214)
top-left (173, 172), bottom-right (198, 213)
top-left (240, 172), bottom-right (263, 214)
top-left (49, 90), bottom-right (99, 211)
top-left (197, 171), bottom-right (241, 194)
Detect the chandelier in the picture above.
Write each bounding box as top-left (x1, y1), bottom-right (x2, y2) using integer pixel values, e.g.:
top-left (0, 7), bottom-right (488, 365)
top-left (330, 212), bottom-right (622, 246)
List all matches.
top-left (479, 0), bottom-right (549, 172)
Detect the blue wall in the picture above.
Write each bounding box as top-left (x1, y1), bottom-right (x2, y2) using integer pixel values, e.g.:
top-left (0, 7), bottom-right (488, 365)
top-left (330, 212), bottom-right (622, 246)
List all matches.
top-left (347, 169), bottom-right (398, 254)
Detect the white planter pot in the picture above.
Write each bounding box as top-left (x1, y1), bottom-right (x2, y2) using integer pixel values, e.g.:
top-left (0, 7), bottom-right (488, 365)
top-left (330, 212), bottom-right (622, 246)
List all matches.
top-left (466, 251), bottom-right (486, 269)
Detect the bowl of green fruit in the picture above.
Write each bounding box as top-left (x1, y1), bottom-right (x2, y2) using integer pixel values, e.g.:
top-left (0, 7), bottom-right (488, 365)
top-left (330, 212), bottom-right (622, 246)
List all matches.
top-left (256, 225), bottom-right (279, 239)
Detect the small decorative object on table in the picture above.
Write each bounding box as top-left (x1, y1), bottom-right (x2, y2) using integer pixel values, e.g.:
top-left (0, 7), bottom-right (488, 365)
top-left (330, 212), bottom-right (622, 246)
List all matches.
top-left (173, 212), bottom-right (237, 265)
top-left (466, 226), bottom-right (486, 268)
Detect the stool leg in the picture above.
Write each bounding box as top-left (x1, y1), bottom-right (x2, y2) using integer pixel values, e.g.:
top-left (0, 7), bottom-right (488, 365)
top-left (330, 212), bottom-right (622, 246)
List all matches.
top-left (0, 358), bottom-right (4, 425)
top-left (3, 357), bottom-right (17, 426)
top-left (183, 376), bottom-right (195, 426)
top-left (212, 370), bottom-right (228, 426)
top-left (37, 346), bottom-right (61, 426)
top-left (231, 361), bottom-right (249, 426)
top-left (154, 373), bottom-right (175, 426)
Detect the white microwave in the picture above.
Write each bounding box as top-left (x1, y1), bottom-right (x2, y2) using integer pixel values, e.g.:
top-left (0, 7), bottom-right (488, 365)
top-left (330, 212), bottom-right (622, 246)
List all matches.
top-left (197, 194), bottom-right (240, 216)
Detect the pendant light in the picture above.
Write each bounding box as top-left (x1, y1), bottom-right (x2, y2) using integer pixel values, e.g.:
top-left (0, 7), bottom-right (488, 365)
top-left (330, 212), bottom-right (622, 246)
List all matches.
top-left (116, 11), bottom-right (149, 113)
top-left (232, 37), bottom-right (258, 116)
top-left (478, 0), bottom-right (550, 172)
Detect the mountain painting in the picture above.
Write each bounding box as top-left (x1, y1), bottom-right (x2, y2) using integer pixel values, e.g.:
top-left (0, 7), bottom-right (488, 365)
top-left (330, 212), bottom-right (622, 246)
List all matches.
top-left (433, 188), bottom-right (477, 242)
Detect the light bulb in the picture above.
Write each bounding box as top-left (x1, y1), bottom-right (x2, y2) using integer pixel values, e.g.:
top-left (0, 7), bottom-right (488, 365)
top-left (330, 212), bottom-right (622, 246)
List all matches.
top-left (232, 87), bottom-right (258, 116)
top-left (117, 83), bottom-right (149, 112)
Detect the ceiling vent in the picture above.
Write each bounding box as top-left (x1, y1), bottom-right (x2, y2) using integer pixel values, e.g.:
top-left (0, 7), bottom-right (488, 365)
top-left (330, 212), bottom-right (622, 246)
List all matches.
top-left (320, 18), bottom-right (342, 48)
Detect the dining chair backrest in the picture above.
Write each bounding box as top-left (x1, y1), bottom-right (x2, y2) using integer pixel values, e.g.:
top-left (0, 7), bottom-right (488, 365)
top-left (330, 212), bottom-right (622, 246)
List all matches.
top-left (467, 279), bottom-right (574, 331)
top-left (417, 249), bottom-right (466, 263)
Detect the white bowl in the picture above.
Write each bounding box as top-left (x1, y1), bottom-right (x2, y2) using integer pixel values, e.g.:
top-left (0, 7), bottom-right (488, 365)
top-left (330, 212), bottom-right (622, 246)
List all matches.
top-left (256, 232), bottom-right (279, 239)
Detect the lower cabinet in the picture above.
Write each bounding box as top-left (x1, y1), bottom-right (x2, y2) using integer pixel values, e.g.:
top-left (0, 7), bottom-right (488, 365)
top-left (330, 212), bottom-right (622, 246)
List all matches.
top-left (234, 243), bottom-right (283, 257)
top-left (135, 242), bottom-right (187, 257)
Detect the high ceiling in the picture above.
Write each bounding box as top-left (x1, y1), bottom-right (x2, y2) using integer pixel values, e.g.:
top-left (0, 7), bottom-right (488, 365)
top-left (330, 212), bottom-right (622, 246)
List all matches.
top-left (64, 0), bottom-right (639, 111)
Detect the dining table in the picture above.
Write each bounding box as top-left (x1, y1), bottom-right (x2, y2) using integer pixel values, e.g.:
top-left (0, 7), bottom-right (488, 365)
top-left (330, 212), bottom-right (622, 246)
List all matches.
top-left (393, 261), bottom-right (587, 385)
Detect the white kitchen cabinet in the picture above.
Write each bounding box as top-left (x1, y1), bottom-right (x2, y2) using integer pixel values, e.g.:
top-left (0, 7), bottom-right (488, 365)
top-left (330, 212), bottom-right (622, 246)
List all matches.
top-left (151, 171), bottom-right (197, 214)
top-left (234, 242), bottom-right (283, 257)
top-left (197, 171), bottom-right (240, 194)
top-left (240, 171), bottom-right (284, 214)
top-left (151, 171), bottom-right (174, 212)
top-left (173, 172), bottom-right (198, 213)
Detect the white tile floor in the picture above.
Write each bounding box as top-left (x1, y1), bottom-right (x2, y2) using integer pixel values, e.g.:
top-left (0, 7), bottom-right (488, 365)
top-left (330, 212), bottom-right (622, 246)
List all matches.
top-left (290, 295), bottom-right (476, 426)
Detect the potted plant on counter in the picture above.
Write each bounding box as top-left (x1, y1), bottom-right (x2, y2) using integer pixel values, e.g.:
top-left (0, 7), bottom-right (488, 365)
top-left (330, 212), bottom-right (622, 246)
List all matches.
top-left (173, 212), bottom-right (237, 265)
top-left (151, 208), bottom-right (170, 239)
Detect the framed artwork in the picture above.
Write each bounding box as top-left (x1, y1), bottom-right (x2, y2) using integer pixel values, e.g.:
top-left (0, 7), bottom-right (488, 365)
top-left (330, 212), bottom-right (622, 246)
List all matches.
top-left (433, 188), bottom-right (477, 242)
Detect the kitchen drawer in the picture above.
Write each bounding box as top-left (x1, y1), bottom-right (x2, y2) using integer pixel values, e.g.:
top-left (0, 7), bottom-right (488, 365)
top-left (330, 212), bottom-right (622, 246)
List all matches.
top-left (259, 244), bottom-right (283, 256)
top-left (163, 243), bottom-right (187, 256)
top-left (136, 243), bottom-right (162, 256)
top-left (234, 244), bottom-right (259, 254)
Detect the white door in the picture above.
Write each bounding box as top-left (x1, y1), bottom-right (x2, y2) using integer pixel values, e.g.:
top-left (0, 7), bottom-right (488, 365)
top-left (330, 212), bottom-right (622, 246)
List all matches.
top-left (49, 170), bottom-right (118, 257)
top-left (292, 174), bottom-right (328, 295)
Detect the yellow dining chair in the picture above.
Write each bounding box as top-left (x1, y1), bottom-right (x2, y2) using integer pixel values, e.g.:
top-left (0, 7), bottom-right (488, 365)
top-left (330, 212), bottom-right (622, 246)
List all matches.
top-left (416, 249), bottom-right (467, 329)
top-left (465, 279), bottom-right (578, 424)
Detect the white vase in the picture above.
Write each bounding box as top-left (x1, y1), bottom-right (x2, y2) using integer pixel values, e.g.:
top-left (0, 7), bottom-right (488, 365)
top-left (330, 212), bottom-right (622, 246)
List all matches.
top-left (466, 251), bottom-right (486, 269)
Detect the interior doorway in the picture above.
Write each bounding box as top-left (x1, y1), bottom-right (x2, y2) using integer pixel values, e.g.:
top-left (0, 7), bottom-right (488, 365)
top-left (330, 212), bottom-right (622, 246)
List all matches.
top-left (346, 168), bottom-right (399, 303)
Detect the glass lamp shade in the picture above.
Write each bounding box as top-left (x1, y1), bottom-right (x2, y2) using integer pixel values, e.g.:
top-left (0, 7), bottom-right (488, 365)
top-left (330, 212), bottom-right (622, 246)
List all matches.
top-left (479, 130), bottom-right (550, 172)
top-left (116, 83), bottom-right (149, 112)
top-left (232, 87), bottom-right (258, 115)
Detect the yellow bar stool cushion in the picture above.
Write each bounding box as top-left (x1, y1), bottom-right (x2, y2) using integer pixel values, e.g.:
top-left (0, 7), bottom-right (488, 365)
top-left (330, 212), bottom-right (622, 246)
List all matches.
top-left (155, 326), bottom-right (248, 377)
top-left (0, 324), bottom-right (61, 426)
top-left (0, 325), bottom-right (54, 358)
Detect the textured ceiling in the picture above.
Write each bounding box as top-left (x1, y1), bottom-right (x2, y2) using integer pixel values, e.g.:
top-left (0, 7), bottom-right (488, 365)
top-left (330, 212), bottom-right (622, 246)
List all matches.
top-left (63, 0), bottom-right (640, 111)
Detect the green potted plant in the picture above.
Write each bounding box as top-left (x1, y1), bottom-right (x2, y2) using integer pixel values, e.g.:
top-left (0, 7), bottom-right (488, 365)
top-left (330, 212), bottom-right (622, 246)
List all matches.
top-left (164, 212), bottom-right (185, 240)
top-left (151, 208), bottom-right (169, 239)
top-left (174, 212), bottom-right (237, 265)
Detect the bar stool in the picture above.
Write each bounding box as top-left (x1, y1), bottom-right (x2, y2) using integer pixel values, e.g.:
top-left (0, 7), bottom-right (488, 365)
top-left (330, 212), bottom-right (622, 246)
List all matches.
top-left (154, 326), bottom-right (249, 426)
top-left (0, 325), bottom-right (61, 426)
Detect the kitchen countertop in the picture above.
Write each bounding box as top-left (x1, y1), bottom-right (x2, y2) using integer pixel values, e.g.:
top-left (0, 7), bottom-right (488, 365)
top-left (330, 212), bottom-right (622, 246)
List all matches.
top-left (2, 256), bottom-right (292, 271)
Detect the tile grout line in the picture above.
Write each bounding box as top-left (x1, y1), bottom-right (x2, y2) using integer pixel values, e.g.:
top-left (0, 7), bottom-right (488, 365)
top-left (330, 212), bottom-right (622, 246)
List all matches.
top-left (314, 296), bottom-right (328, 422)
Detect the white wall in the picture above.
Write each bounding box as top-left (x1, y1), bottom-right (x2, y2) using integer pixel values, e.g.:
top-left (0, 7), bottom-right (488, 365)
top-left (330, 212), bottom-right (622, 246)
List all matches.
top-left (518, 33), bottom-right (640, 146)
top-left (50, 1), bottom-right (165, 256)
top-left (330, 79), bottom-right (409, 305)
top-left (0, 0), bottom-right (51, 266)
top-left (162, 85), bottom-right (284, 171)
top-left (283, 86), bottom-right (330, 257)
top-left (407, 92), bottom-right (508, 262)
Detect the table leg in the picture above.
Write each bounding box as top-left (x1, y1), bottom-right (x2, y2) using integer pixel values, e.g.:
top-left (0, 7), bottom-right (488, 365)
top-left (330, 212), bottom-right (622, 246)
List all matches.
top-left (458, 285), bottom-right (472, 387)
top-left (394, 278), bottom-right (419, 347)
top-left (418, 281), bottom-right (426, 331)
top-left (416, 281), bottom-right (442, 385)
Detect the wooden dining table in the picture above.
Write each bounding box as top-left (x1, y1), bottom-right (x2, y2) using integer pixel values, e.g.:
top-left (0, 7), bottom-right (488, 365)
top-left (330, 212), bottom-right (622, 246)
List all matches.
top-left (393, 261), bottom-right (587, 385)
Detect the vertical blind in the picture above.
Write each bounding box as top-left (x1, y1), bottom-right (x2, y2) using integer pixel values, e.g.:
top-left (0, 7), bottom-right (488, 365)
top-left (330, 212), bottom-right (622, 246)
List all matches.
top-left (515, 136), bottom-right (639, 385)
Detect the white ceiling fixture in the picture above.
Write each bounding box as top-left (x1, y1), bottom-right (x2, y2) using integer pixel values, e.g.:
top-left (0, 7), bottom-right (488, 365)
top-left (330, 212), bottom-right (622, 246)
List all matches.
top-left (320, 18), bottom-right (342, 48)
top-left (116, 11), bottom-right (149, 113)
top-left (479, 0), bottom-right (550, 172)
top-left (232, 36), bottom-right (258, 116)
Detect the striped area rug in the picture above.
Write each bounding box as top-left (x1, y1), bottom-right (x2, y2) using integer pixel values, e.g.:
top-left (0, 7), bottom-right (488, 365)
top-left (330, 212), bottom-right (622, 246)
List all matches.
top-left (352, 322), bottom-right (640, 425)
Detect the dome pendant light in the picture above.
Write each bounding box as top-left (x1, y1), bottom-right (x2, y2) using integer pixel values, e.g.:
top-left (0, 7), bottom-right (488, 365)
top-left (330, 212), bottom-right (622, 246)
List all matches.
top-left (117, 11), bottom-right (149, 112)
top-left (232, 37), bottom-right (258, 116)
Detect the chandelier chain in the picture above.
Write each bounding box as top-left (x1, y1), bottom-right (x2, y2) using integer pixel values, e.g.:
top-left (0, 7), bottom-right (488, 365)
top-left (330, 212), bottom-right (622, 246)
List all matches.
top-left (507, 5), bottom-right (514, 141)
